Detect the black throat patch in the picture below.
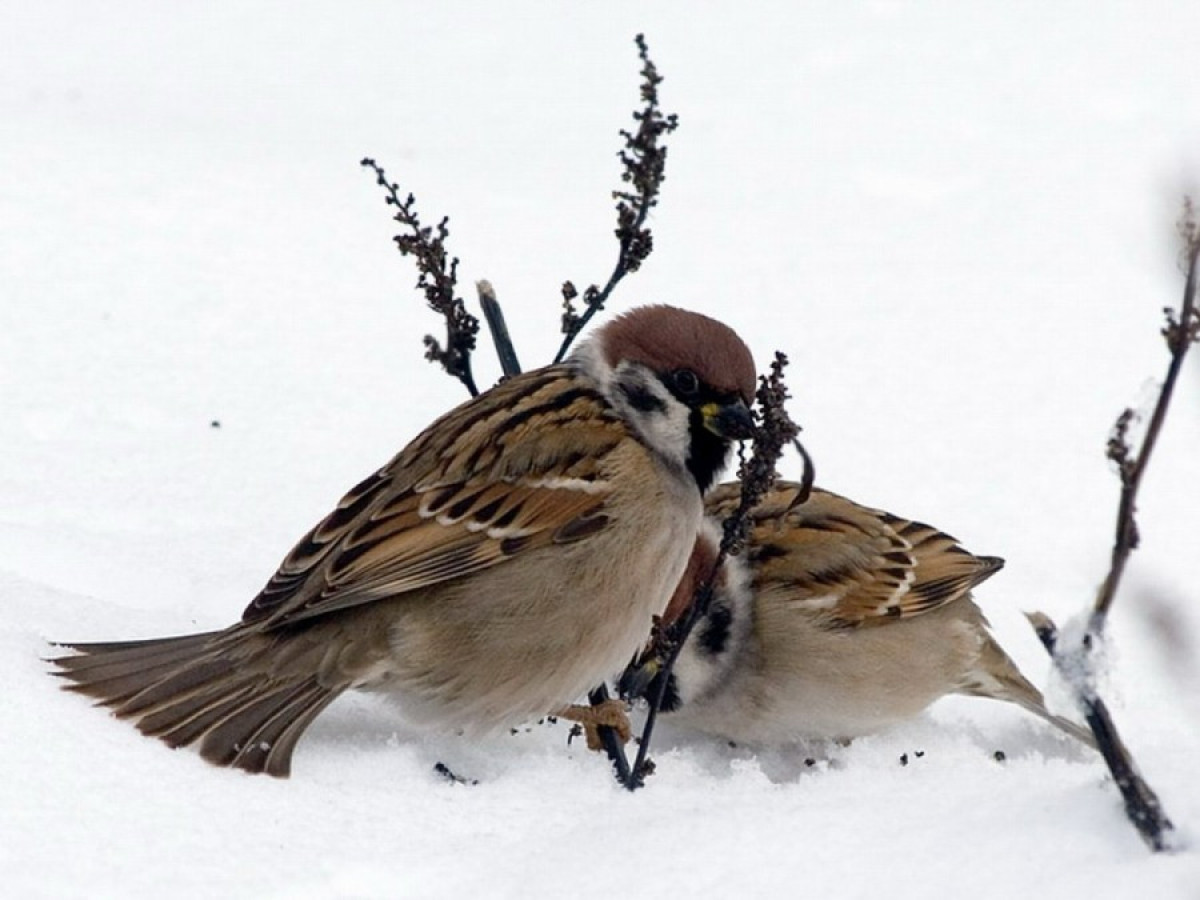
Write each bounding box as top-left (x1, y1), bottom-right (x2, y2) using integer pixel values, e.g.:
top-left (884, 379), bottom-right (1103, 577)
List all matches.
top-left (686, 410), bottom-right (731, 493)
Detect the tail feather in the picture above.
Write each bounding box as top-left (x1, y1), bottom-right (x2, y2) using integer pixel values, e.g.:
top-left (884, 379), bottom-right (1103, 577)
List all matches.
top-left (201, 679), bottom-right (319, 765)
top-left (56, 659), bottom-right (208, 709)
top-left (141, 682), bottom-right (262, 746)
top-left (206, 680), bottom-right (339, 776)
top-left (116, 657), bottom-right (242, 718)
top-left (996, 686), bottom-right (1098, 749)
top-left (54, 632), bottom-right (218, 661)
top-left (959, 635), bottom-right (1097, 750)
top-left (264, 690), bottom-right (341, 773)
top-left (50, 630), bottom-right (345, 777)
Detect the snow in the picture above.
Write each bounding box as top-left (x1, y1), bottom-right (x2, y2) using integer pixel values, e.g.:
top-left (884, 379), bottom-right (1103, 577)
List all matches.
top-left (3, 2), bottom-right (1199, 897)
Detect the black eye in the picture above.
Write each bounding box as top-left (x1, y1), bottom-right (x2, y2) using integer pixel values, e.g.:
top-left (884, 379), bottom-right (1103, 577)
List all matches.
top-left (673, 369), bottom-right (700, 396)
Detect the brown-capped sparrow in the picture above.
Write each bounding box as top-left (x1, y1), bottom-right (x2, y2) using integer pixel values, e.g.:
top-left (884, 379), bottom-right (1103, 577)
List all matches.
top-left (626, 481), bottom-right (1095, 749)
top-left (52, 305), bottom-right (757, 776)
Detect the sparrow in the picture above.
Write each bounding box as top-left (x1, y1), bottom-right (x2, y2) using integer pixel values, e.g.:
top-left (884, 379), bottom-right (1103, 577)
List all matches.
top-left (626, 481), bottom-right (1096, 749)
top-left (51, 304), bottom-right (758, 776)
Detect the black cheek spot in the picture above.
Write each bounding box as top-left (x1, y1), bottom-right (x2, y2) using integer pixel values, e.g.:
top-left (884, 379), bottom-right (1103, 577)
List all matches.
top-left (620, 381), bottom-right (666, 413)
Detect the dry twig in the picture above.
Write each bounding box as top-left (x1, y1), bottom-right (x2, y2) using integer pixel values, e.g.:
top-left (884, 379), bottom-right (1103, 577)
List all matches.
top-left (1028, 201), bottom-right (1198, 851)
top-left (1028, 613), bottom-right (1174, 850)
top-left (476, 280), bottom-right (522, 379)
top-left (1092, 203), bottom-right (1200, 633)
top-left (620, 353), bottom-right (805, 790)
top-left (360, 157), bottom-right (481, 396)
top-left (553, 34), bottom-right (679, 363)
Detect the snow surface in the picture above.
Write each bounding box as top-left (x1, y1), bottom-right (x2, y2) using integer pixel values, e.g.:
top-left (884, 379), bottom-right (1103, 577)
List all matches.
top-left (3, 2), bottom-right (1200, 897)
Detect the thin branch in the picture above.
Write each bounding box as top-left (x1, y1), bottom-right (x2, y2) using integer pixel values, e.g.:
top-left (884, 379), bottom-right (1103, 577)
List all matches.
top-left (1028, 613), bottom-right (1174, 851)
top-left (1025, 200), bottom-right (1198, 852)
top-left (785, 437), bottom-right (816, 510)
top-left (360, 157), bottom-right (481, 396)
top-left (586, 684), bottom-right (632, 784)
top-left (476, 281), bottom-right (523, 379)
top-left (553, 34), bottom-right (679, 363)
top-left (1092, 208), bottom-right (1200, 631)
top-left (623, 353), bottom-right (804, 790)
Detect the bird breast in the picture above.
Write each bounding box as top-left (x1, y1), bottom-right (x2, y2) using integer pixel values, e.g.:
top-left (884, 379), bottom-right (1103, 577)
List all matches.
top-left (373, 440), bottom-right (703, 733)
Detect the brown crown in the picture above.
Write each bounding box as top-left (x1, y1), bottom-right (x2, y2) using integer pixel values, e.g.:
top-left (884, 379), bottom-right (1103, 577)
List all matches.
top-left (597, 305), bottom-right (757, 404)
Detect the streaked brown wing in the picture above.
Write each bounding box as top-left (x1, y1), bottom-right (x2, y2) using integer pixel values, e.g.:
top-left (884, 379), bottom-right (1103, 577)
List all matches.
top-left (243, 366), bottom-right (626, 628)
top-left (707, 482), bottom-right (1003, 629)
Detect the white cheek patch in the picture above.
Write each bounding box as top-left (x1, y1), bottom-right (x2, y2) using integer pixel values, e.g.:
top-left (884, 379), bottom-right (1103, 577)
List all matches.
top-left (608, 362), bottom-right (692, 470)
top-left (572, 339), bottom-right (694, 475)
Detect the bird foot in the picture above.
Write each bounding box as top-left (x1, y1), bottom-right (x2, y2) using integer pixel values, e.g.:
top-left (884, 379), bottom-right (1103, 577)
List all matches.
top-left (556, 699), bottom-right (633, 751)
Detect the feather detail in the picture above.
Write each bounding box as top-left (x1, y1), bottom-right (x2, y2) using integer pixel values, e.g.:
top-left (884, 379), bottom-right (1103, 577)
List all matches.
top-left (705, 482), bottom-right (1003, 630)
top-left (242, 367), bottom-right (623, 628)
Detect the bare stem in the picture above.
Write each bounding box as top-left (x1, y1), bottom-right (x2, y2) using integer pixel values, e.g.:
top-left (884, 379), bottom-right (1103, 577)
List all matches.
top-left (624, 353), bottom-right (804, 789)
top-left (361, 157), bottom-right (480, 397)
top-left (476, 281), bottom-right (523, 379)
top-left (553, 35), bottom-right (679, 363)
top-left (1092, 230), bottom-right (1200, 631)
top-left (1028, 612), bottom-right (1174, 851)
top-left (586, 684), bottom-right (633, 784)
top-left (1026, 202), bottom-right (1197, 852)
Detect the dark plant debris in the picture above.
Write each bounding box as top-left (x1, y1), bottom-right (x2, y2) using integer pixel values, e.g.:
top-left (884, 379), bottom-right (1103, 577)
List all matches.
top-left (433, 761), bottom-right (478, 786)
top-left (1025, 199), bottom-right (1197, 853)
top-left (361, 157), bottom-right (481, 397)
top-left (621, 353), bottom-right (806, 790)
top-left (553, 34), bottom-right (680, 363)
